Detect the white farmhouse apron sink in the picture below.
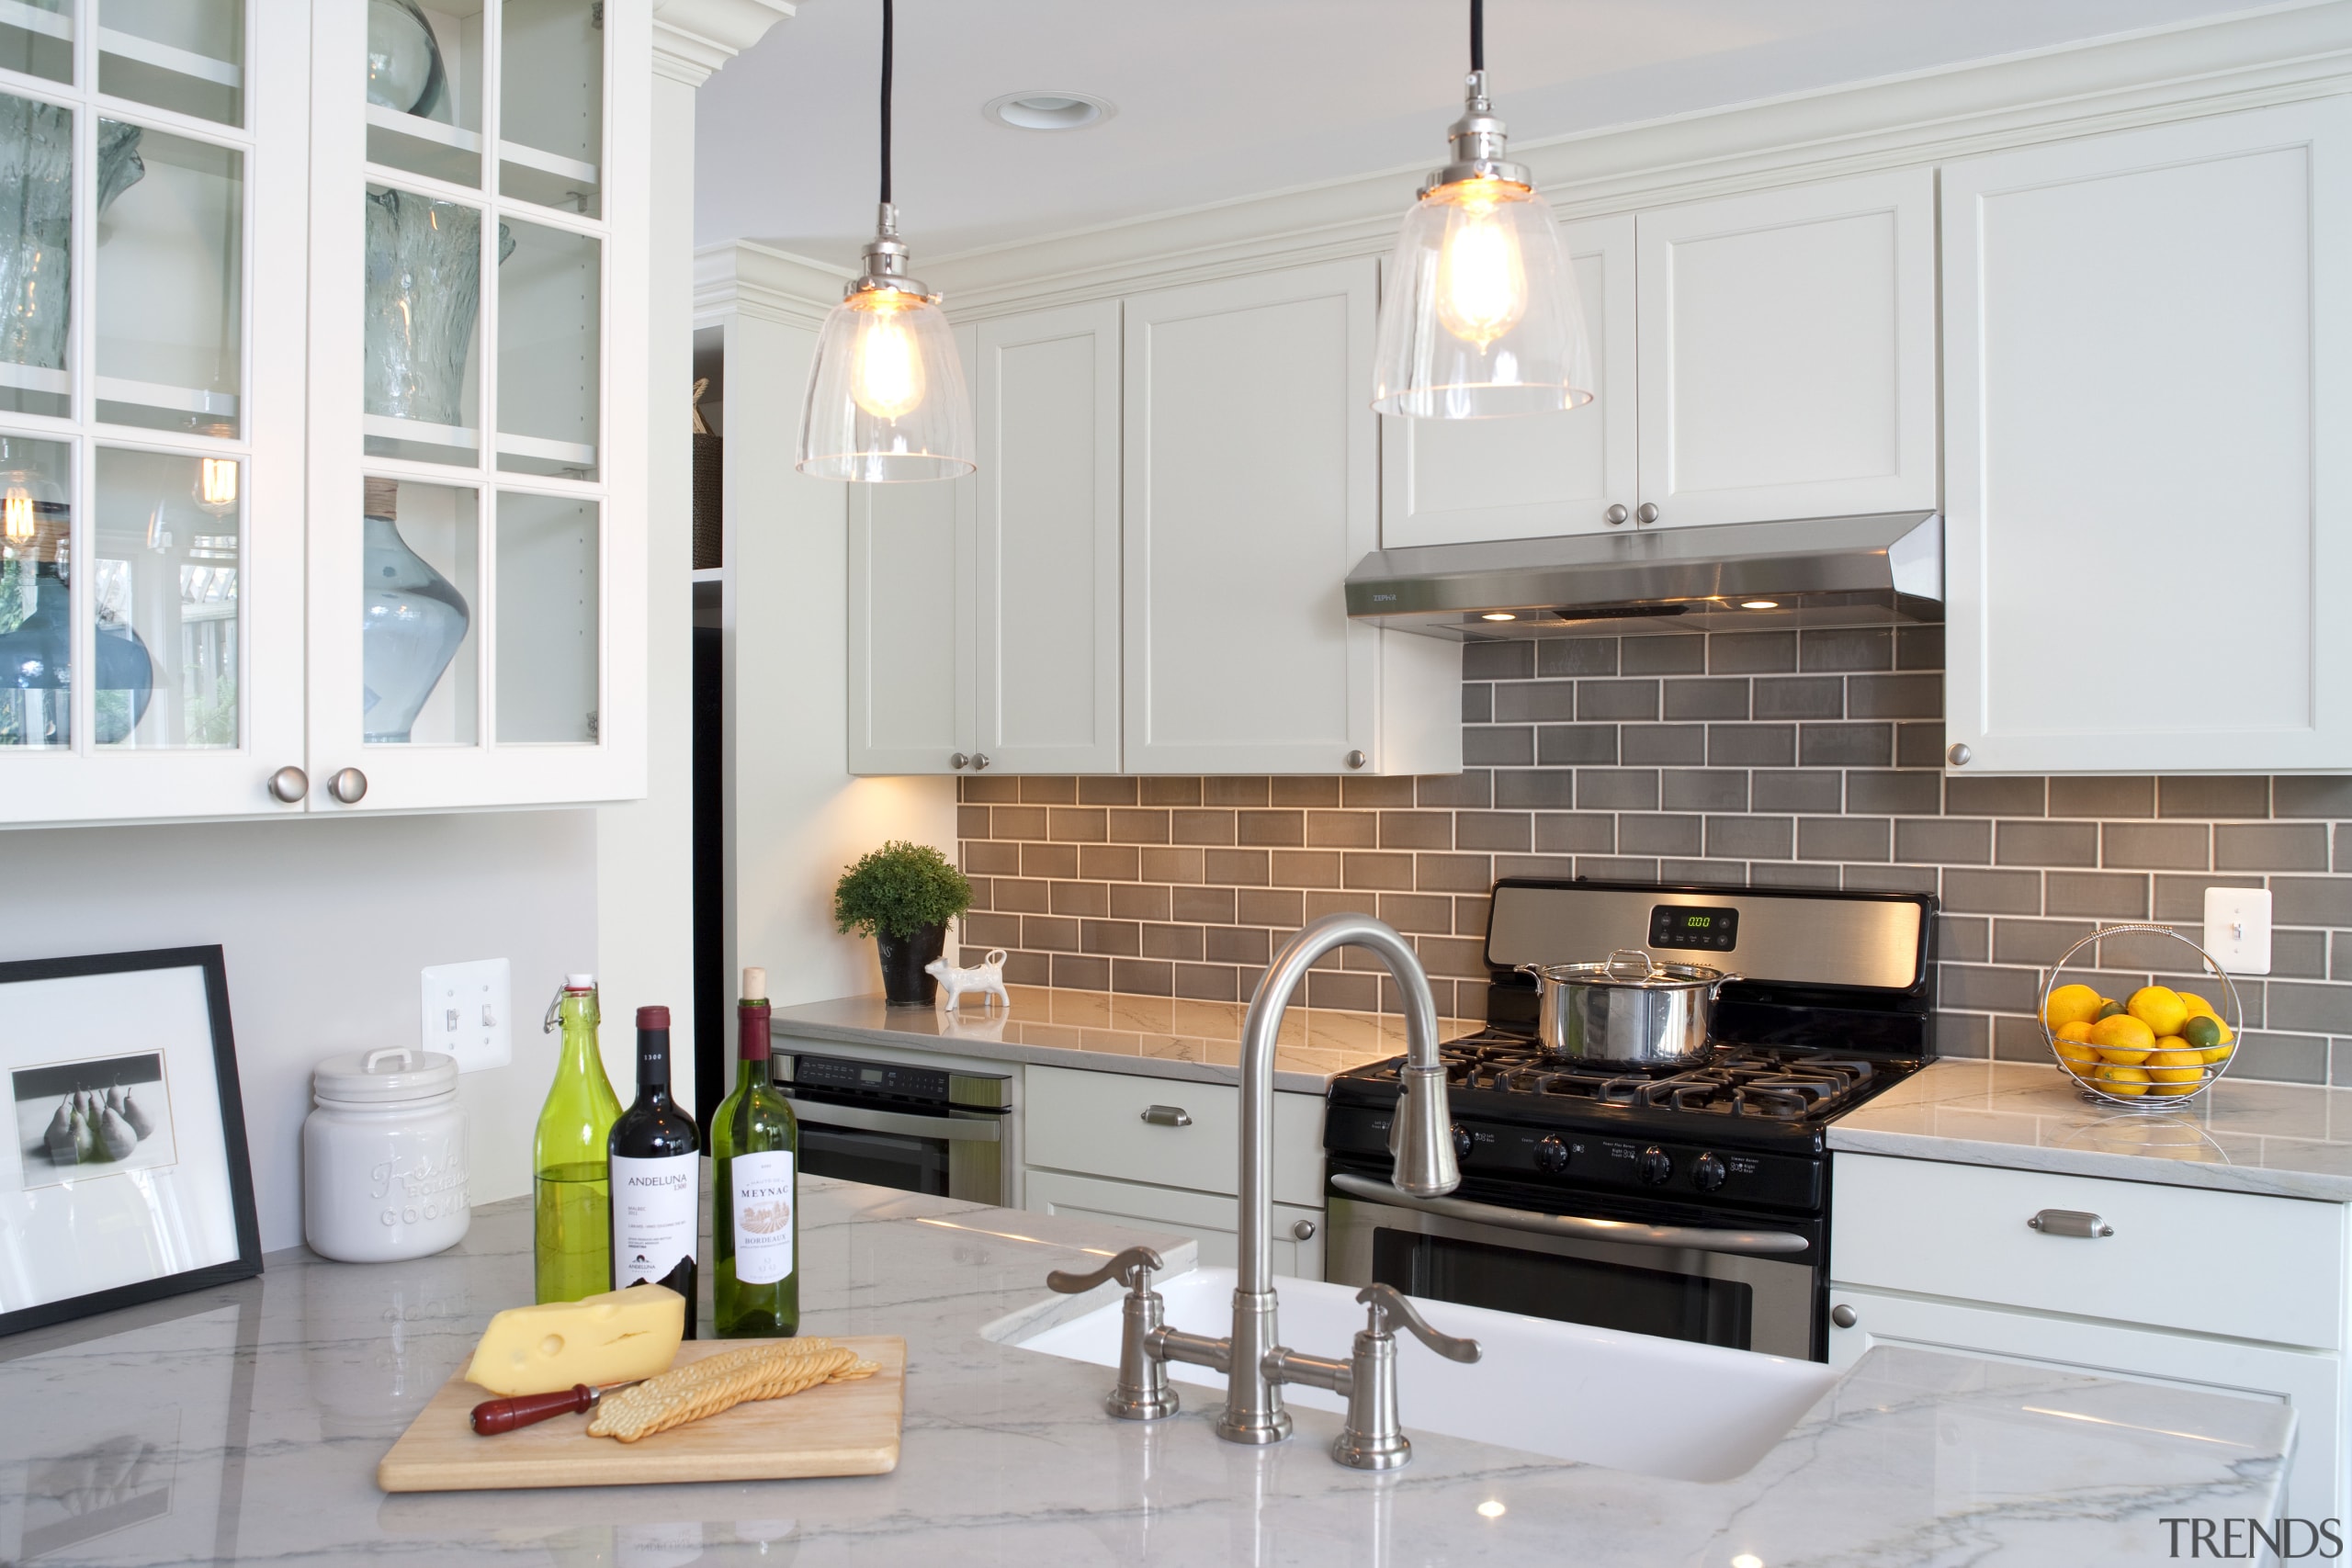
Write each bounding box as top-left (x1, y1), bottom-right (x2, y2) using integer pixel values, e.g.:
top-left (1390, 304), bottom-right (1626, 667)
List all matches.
top-left (988, 1265), bottom-right (1839, 1483)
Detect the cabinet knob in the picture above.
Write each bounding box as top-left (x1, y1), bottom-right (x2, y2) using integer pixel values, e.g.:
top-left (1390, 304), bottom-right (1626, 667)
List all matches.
top-left (1634, 502), bottom-right (1659, 526)
top-left (266, 765), bottom-right (308, 803)
top-left (328, 767), bottom-right (369, 805)
top-left (1829, 1303), bottom-right (1858, 1329)
top-left (1947, 743), bottom-right (1973, 768)
top-left (951, 753), bottom-right (970, 770)
top-left (971, 752), bottom-right (990, 771)
top-left (1345, 750), bottom-right (1367, 770)
top-left (1291, 1219), bottom-right (1317, 1243)
top-left (1603, 504), bottom-right (1628, 527)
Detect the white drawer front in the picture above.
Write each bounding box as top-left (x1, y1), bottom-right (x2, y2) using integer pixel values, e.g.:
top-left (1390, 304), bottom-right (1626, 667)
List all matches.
top-left (1025, 1168), bottom-right (1325, 1280)
top-left (1833, 1153), bottom-right (2346, 1350)
top-left (1024, 1065), bottom-right (1324, 1207)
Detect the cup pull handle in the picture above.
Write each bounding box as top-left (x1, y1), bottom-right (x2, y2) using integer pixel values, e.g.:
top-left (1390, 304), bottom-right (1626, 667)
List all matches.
top-left (1140, 1104), bottom-right (1192, 1128)
top-left (2028, 1209), bottom-right (2114, 1238)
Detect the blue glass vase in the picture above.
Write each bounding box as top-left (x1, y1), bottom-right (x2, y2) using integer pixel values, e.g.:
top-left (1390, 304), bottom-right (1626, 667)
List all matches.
top-left (361, 481), bottom-right (469, 743)
top-left (0, 500), bottom-right (153, 747)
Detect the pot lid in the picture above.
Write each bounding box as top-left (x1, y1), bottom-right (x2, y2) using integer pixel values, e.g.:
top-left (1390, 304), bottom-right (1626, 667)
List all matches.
top-left (313, 1045), bottom-right (458, 1102)
top-left (1525, 948), bottom-right (1730, 987)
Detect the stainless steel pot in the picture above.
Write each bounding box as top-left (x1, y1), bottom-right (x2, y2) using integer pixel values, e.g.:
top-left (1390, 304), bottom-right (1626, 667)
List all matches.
top-left (1515, 949), bottom-right (1741, 1068)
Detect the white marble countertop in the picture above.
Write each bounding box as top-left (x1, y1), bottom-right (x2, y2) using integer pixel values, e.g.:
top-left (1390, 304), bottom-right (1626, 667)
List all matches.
top-left (769, 985), bottom-right (1458, 1091)
top-left (1831, 1057), bottom-right (2352, 1201)
top-left (0, 1175), bottom-right (2290, 1564)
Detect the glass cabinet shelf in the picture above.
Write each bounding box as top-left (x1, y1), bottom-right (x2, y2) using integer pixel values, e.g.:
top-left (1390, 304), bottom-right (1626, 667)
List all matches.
top-left (360, 412), bottom-right (593, 472)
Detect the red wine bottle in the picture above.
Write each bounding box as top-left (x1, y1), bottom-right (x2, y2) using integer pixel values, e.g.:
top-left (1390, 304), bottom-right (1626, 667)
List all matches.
top-left (608, 1005), bottom-right (699, 1337)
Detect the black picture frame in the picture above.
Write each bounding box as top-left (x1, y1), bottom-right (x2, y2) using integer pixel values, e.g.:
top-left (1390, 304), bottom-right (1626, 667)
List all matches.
top-left (0, 945), bottom-right (262, 1337)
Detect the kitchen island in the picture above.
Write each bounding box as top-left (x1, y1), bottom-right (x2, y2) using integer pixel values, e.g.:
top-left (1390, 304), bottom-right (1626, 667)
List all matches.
top-left (0, 1176), bottom-right (2290, 1565)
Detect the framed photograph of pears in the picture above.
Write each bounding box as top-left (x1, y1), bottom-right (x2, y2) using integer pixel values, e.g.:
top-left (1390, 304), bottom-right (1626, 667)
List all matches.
top-left (0, 946), bottom-right (262, 1337)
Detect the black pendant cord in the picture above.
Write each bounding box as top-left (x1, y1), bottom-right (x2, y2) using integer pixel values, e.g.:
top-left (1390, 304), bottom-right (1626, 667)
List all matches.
top-left (1469, 0), bottom-right (1484, 73)
top-left (878, 0), bottom-right (894, 206)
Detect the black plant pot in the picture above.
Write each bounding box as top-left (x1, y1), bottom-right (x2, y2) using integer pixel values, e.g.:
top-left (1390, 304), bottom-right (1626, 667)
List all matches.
top-left (876, 924), bottom-right (947, 1006)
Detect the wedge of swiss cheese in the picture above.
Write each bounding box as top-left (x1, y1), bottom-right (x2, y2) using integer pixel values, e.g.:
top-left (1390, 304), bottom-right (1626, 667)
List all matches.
top-left (464, 1283), bottom-right (685, 1395)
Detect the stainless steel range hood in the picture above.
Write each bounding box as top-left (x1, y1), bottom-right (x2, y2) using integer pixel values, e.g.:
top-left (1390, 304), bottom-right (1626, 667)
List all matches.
top-left (1345, 511), bottom-right (1941, 639)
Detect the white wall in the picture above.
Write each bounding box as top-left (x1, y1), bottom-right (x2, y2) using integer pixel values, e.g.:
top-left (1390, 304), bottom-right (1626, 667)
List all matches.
top-left (0, 811), bottom-right (598, 1253)
top-left (594, 63), bottom-right (700, 1106)
top-left (717, 292), bottom-right (958, 1007)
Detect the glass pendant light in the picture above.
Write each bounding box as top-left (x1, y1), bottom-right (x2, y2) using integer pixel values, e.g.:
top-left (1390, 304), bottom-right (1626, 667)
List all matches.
top-left (1372, 0), bottom-right (1592, 419)
top-left (797, 0), bottom-right (974, 482)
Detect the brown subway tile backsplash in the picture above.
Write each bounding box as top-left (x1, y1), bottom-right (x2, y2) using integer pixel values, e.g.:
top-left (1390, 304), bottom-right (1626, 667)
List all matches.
top-left (956, 632), bottom-right (2352, 1086)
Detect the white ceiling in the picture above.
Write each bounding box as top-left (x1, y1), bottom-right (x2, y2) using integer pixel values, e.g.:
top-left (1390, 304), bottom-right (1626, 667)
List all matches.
top-left (694, 0), bottom-right (2278, 264)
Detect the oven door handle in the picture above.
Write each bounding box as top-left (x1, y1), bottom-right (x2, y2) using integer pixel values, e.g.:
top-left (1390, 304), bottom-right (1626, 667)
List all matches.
top-left (785, 1097), bottom-right (1004, 1142)
top-left (1328, 1173), bottom-right (1811, 1256)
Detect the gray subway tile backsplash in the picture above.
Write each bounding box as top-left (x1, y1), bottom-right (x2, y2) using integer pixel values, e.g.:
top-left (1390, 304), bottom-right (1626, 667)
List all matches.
top-left (956, 631), bottom-right (2352, 1089)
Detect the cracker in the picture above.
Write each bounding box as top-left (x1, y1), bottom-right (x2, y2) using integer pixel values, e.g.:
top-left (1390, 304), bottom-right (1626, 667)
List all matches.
top-left (587, 1339), bottom-right (879, 1443)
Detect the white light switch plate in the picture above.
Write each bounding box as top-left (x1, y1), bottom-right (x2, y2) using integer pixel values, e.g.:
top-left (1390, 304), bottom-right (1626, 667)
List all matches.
top-left (422, 957), bottom-right (512, 1071)
top-left (2202, 887), bottom-right (2272, 976)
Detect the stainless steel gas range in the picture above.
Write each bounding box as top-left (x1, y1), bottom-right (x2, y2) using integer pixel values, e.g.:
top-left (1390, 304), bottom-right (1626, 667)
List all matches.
top-left (1323, 879), bottom-right (1936, 1362)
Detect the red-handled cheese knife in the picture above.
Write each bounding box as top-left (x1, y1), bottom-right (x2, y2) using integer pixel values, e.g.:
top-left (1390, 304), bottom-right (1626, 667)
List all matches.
top-left (469, 1381), bottom-right (641, 1435)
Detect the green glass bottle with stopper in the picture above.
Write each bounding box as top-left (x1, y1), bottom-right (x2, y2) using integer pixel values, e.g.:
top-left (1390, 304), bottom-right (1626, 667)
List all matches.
top-left (710, 965), bottom-right (800, 1337)
top-left (534, 973), bottom-right (626, 1303)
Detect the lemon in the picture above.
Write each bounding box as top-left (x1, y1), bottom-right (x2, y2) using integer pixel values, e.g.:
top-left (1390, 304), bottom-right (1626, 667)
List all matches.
top-left (2098, 1065), bottom-right (2151, 1097)
top-left (2089, 1014), bottom-right (2156, 1063)
top-left (2128, 986), bottom-right (2189, 1038)
top-left (2053, 1039), bottom-right (2100, 1067)
top-left (2056, 1021), bottom-right (2097, 1043)
top-left (2180, 991), bottom-right (2219, 1021)
top-left (2199, 1040), bottom-right (2235, 1066)
top-left (2182, 1015), bottom-right (2222, 1050)
top-left (2145, 1080), bottom-right (2201, 1097)
top-left (2045, 983), bottom-right (2106, 1030)
top-left (2145, 1045), bottom-right (2204, 1084)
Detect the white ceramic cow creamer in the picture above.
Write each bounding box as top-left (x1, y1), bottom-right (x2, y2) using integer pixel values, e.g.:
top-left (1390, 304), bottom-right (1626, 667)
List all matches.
top-left (927, 947), bottom-right (1011, 1011)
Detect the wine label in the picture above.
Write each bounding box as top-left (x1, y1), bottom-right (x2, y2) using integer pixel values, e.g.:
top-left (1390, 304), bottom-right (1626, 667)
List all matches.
top-left (729, 1151), bottom-right (795, 1285)
top-left (611, 1153), bottom-right (698, 1288)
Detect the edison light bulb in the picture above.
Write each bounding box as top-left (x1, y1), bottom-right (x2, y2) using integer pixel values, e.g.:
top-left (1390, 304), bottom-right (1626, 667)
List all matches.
top-left (1433, 180), bottom-right (1528, 350)
top-left (848, 297), bottom-right (926, 421)
top-left (2, 485), bottom-right (32, 546)
top-left (198, 457), bottom-right (238, 513)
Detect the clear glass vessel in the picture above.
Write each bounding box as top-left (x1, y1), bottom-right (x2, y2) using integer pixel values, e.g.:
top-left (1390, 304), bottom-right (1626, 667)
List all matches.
top-left (364, 186), bottom-right (509, 434)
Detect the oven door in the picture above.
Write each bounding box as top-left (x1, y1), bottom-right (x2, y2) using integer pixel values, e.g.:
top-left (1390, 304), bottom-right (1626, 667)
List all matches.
top-left (1326, 1178), bottom-right (1819, 1360)
top-left (786, 1099), bottom-right (1010, 1206)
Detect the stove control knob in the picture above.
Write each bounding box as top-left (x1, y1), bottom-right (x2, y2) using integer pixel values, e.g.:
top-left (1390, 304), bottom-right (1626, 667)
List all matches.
top-left (1691, 1152), bottom-right (1726, 1192)
top-left (1532, 1136), bottom-right (1570, 1174)
top-left (1637, 1146), bottom-right (1673, 1186)
top-left (1452, 1123), bottom-right (1474, 1163)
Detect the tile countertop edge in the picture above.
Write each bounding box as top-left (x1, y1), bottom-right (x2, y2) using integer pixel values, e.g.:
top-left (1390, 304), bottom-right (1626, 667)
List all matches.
top-left (1828, 1058), bottom-right (2352, 1202)
top-left (767, 987), bottom-right (1446, 1092)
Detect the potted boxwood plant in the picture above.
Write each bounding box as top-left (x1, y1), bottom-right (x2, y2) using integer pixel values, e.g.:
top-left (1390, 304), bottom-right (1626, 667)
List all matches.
top-left (833, 840), bottom-right (973, 1006)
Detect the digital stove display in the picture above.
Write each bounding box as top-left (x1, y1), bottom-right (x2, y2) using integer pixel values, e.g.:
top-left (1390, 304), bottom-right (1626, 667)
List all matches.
top-left (1649, 903), bottom-right (1738, 953)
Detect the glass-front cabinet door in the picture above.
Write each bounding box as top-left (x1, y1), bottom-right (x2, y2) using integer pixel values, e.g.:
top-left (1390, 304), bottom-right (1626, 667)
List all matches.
top-left (306, 0), bottom-right (644, 811)
top-left (0, 0), bottom-right (306, 823)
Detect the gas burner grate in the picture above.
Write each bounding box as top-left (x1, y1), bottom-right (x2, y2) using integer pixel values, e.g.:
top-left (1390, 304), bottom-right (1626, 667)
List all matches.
top-left (1386, 1032), bottom-right (1894, 1123)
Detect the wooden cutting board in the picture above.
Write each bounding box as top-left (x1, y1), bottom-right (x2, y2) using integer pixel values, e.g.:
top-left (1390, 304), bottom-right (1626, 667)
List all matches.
top-left (377, 1336), bottom-right (905, 1492)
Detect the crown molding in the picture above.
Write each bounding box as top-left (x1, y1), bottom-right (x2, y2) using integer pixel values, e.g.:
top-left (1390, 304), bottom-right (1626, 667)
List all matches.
top-left (695, 239), bottom-right (851, 329)
top-left (922, 0), bottom-right (2352, 320)
top-left (651, 0), bottom-right (795, 87)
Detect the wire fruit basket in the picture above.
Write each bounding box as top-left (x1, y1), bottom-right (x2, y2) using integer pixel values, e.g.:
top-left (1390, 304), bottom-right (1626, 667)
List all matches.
top-left (2039, 923), bottom-right (2243, 1111)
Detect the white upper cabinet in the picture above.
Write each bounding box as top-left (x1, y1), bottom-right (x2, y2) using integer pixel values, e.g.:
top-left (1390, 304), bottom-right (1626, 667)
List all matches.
top-left (1125, 258), bottom-right (1457, 775)
top-left (847, 322), bottom-right (976, 776)
top-left (1380, 214), bottom-right (1637, 547)
top-left (0, 0), bottom-right (310, 825)
top-left (974, 301), bottom-right (1121, 774)
top-left (1635, 168), bottom-right (1938, 530)
top-left (1942, 100), bottom-right (2352, 774)
top-left (307, 0), bottom-right (648, 814)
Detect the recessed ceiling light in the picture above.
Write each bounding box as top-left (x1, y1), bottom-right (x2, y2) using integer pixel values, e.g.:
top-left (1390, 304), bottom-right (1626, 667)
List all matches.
top-left (1480, 612), bottom-right (1517, 622)
top-left (1476, 1500), bottom-right (1508, 1519)
top-left (983, 91), bottom-right (1115, 132)
top-left (1740, 599), bottom-right (1780, 610)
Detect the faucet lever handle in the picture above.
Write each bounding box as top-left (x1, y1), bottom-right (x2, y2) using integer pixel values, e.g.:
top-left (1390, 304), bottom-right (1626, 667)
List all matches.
top-left (1357, 1284), bottom-right (1481, 1364)
top-left (1047, 1245), bottom-right (1165, 1296)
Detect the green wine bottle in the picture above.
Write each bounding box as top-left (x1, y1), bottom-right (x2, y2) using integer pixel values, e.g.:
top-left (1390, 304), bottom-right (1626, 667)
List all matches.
top-left (534, 974), bottom-right (626, 1303)
top-left (711, 966), bottom-right (800, 1337)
